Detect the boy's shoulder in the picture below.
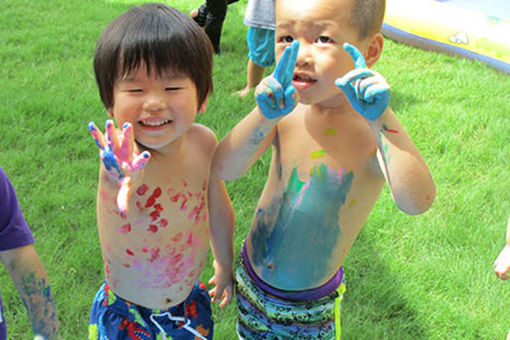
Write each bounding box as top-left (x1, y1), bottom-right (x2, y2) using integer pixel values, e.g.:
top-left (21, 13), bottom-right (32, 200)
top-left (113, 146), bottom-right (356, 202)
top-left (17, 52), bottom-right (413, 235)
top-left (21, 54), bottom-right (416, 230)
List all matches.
top-left (185, 123), bottom-right (218, 152)
top-left (189, 123), bottom-right (217, 141)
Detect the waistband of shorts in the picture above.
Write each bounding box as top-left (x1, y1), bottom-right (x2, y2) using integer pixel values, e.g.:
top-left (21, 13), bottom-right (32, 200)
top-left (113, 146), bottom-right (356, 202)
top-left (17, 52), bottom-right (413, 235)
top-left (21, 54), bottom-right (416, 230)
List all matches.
top-left (241, 242), bottom-right (343, 301)
top-left (103, 279), bottom-right (203, 314)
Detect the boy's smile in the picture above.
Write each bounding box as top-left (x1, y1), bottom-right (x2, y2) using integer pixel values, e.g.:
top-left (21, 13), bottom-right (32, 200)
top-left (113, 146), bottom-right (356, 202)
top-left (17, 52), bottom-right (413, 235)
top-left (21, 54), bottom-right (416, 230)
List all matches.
top-left (139, 118), bottom-right (173, 128)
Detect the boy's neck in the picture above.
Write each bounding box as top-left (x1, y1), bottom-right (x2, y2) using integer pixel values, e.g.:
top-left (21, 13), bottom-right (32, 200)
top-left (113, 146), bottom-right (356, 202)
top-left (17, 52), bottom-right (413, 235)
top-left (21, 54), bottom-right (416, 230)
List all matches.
top-left (137, 133), bottom-right (185, 160)
top-left (309, 99), bottom-right (354, 117)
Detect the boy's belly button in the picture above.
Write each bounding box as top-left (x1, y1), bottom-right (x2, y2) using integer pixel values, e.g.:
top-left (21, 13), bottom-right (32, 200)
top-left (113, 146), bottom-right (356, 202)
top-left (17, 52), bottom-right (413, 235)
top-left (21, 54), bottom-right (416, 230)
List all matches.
top-left (267, 262), bottom-right (275, 271)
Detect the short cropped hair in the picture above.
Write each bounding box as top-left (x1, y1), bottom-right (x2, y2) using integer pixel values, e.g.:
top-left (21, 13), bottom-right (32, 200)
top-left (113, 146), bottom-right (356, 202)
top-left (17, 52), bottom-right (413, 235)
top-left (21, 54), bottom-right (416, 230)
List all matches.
top-left (351, 0), bottom-right (386, 39)
top-left (94, 3), bottom-right (213, 109)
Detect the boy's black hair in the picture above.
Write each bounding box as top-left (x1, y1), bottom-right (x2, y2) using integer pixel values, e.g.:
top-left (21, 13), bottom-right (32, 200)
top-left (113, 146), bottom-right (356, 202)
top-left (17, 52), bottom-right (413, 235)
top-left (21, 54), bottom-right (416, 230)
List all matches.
top-left (352, 0), bottom-right (386, 39)
top-left (94, 3), bottom-right (213, 109)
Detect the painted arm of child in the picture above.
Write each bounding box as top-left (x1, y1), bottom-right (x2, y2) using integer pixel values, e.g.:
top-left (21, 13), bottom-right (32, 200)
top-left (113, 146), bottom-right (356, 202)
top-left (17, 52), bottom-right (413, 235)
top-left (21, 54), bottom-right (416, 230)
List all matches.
top-left (88, 120), bottom-right (150, 215)
top-left (0, 244), bottom-right (60, 339)
top-left (207, 173), bottom-right (235, 307)
top-left (335, 43), bottom-right (436, 214)
top-left (212, 41), bottom-right (300, 181)
top-left (494, 213), bottom-right (510, 280)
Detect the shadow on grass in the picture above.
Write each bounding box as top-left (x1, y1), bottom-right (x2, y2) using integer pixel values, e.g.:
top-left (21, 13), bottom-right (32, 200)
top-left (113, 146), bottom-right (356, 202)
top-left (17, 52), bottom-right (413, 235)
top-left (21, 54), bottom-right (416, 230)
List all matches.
top-left (342, 237), bottom-right (427, 339)
top-left (390, 88), bottom-right (422, 114)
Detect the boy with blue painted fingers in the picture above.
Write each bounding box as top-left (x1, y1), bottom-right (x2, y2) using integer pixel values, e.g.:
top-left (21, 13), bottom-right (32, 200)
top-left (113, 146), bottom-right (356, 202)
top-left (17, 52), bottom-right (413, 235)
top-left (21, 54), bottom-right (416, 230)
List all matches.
top-left (213, 0), bottom-right (436, 338)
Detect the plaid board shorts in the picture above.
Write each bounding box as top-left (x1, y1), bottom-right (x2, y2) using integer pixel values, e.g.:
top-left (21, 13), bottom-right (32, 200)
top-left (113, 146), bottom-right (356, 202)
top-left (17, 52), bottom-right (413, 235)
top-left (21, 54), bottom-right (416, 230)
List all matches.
top-left (235, 256), bottom-right (346, 340)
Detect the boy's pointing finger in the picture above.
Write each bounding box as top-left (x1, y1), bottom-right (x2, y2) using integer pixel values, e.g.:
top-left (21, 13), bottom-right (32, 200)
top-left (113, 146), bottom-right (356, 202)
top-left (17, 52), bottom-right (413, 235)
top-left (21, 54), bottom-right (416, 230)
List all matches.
top-left (343, 42), bottom-right (367, 69)
top-left (274, 40), bottom-right (299, 86)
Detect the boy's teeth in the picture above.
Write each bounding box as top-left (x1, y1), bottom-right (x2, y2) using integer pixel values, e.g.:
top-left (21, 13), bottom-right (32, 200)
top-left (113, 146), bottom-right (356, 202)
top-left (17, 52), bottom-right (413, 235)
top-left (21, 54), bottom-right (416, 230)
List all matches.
top-left (142, 120), bottom-right (170, 126)
top-left (295, 75), bottom-right (311, 81)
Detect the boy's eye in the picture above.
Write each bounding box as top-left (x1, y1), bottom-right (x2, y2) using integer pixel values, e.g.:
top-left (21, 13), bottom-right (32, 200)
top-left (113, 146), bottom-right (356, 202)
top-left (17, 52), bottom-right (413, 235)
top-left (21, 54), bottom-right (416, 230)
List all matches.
top-left (127, 88), bottom-right (143, 93)
top-left (316, 36), bottom-right (333, 44)
top-left (279, 35), bottom-right (294, 43)
top-left (165, 87), bottom-right (181, 91)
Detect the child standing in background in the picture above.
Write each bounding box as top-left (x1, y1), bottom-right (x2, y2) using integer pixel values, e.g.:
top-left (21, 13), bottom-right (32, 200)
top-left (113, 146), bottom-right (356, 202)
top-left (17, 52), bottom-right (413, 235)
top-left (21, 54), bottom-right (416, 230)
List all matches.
top-left (213, 0), bottom-right (436, 338)
top-left (0, 166), bottom-right (60, 339)
top-left (190, 0), bottom-right (239, 54)
top-left (235, 0), bottom-right (276, 97)
top-left (87, 3), bottom-right (234, 339)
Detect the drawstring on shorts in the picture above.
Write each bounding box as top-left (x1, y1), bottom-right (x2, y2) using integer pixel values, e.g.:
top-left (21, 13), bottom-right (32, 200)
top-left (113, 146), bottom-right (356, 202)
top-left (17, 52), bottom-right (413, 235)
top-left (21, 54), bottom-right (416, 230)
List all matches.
top-left (149, 311), bottom-right (206, 340)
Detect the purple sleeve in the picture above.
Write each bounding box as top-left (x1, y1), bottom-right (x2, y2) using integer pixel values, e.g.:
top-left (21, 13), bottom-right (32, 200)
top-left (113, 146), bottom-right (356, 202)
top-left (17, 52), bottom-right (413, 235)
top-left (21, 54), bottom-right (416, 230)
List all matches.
top-left (0, 167), bottom-right (34, 251)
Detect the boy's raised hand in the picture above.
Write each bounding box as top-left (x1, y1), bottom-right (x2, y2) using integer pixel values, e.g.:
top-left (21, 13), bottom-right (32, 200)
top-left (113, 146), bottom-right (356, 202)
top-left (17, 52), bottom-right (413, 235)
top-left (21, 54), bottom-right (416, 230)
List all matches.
top-left (335, 42), bottom-right (390, 121)
top-left (88, 120), bottom-right (150, 214)
top-left (256, 40), bottom-right (300, 119)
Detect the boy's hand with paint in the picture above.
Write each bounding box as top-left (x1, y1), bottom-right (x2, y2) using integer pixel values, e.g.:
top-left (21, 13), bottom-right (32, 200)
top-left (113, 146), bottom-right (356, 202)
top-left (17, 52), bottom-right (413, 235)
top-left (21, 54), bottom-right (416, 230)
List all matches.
top-left (88, 120), bottom-right (150, 214)
top-left (335, 43), bottom-right (391, 121)
top-left (255, 41), bottom-right (300, 120)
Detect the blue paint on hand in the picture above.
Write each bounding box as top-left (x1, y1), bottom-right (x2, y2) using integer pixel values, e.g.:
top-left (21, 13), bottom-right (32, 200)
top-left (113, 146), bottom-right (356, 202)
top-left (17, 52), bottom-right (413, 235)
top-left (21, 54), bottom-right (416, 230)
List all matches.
top-left (256, 41), bottom-right (299, 119)
top-left (101, 148), bottom-right (122, 175)
top-left (335, 43), bottom-right (390, 121)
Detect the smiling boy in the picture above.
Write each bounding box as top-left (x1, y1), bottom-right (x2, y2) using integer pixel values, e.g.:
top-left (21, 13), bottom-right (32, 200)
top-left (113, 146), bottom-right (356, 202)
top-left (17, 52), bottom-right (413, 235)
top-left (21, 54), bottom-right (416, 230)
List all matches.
top-left (87, 4), bottom-right (234, 339)
top-left (213, 0), bottom-right (436, 338)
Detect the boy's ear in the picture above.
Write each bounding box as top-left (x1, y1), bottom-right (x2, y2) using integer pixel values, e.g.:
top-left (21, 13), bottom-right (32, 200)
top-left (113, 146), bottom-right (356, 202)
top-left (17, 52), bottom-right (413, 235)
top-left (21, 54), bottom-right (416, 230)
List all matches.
top-left (198, 95), bottom-right (209, 114)
top-left (364, 32), bottom-right (384, 68)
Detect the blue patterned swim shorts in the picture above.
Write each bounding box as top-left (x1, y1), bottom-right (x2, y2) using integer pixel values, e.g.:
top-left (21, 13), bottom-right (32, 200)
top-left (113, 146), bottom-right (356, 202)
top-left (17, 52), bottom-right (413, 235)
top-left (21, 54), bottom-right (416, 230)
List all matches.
top-left (89, 280), bottom-right (213, 340)
top-left (236, 255), bottom-right (346, 340)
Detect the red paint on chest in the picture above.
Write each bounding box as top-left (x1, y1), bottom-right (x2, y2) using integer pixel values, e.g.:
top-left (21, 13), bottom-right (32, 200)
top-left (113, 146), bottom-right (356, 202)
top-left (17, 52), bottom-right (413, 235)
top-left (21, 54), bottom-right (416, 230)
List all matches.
top-left (145, 187), bottom-right (162, 208)
top-left (149, 203), bottom-right (164, 221)
top-left (172, 232), bottom-right (183, 243)
top-left (149, 248), bottom-right (161, 262)
top-left (119, 223), bottom-right (132, 233)
top-left (136, 184), bottom-right (149, 196)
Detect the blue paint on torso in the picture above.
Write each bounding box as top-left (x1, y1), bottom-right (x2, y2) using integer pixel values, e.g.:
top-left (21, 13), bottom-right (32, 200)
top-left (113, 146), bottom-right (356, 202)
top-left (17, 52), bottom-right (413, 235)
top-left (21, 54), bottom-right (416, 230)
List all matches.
top-left (250, 164), bottom-right (353, 288)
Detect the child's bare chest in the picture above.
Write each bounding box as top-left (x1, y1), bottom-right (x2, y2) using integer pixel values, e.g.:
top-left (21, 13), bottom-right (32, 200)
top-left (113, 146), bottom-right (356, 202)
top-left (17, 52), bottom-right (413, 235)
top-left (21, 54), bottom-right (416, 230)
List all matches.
top-left (276, 112), bottom-right (378, 173)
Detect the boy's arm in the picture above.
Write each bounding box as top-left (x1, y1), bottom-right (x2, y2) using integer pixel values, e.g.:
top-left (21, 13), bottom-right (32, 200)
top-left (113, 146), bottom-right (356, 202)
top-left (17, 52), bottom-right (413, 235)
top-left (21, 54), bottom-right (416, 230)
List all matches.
top-left (494, 213), bottom-right (510, 280)
top-left (368, 109), bottom-right (436, 214)
top-left (207, 172), bottom-right (235, 307)
top-left (212, 108), bottom-right (279, 181)
top-left (212, 41), bottom-right (300, 181)
top-left (0, 244), bottom-right (60, 339)
top-left (336, 43), bottom-right (436, 215)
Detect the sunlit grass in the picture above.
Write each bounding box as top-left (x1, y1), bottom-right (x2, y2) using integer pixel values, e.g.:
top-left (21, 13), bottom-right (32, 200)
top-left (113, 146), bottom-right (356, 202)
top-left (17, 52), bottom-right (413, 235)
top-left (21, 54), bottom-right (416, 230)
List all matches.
top-left (0, 0), bottom-right (509, 338)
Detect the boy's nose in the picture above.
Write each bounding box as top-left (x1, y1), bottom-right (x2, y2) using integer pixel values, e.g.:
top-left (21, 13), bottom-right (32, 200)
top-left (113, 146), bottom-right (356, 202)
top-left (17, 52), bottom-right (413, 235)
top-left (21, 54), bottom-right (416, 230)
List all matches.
top-left (143, 95), bottom-right (167, 111)
top-left (295, 42), bottom-right (311, 66)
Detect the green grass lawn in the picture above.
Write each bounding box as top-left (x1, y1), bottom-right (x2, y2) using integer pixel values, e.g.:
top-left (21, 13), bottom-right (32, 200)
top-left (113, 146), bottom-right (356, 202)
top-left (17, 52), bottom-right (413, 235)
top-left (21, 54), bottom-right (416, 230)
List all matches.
top-left (1, 0), bottom-right (509, 338)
